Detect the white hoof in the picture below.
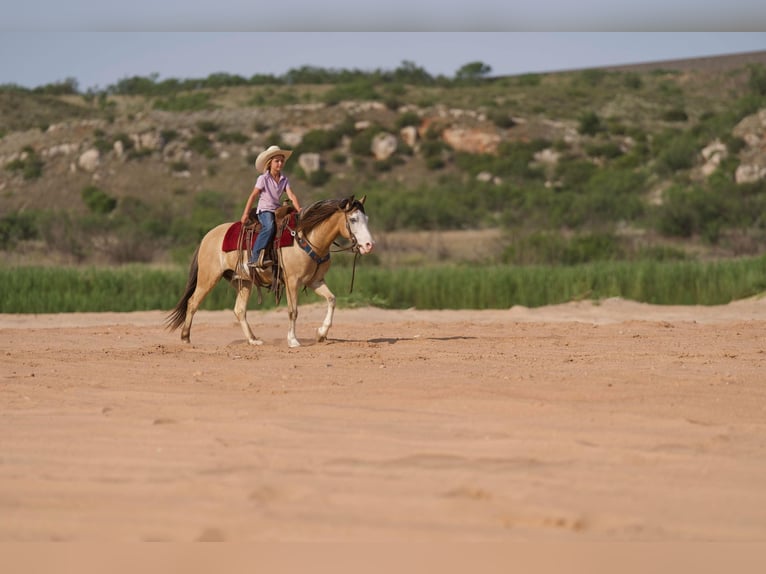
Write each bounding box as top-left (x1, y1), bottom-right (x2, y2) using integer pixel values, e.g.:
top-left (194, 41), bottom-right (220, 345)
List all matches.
top-left (288, 338), bottom-right (301, 348)
top-left (248, 338), bottom-right (264, 346)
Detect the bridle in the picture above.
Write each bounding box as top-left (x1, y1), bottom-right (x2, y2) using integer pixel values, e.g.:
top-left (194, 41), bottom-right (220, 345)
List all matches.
top-left (294, 204), bottom-right (366, 292)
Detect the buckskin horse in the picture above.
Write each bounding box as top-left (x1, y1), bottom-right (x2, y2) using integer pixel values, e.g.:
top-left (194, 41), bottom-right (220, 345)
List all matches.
top-left (166, 196), bottom-right (374, 347)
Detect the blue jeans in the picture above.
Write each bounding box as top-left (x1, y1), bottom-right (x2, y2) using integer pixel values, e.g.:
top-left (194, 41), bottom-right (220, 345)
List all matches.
top-left (251, 211), bottom-right (275, 262)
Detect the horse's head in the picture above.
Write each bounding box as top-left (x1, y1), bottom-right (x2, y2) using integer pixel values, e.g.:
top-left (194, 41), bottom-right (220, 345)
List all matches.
top-left (340, 195), bottom-right (374, 255)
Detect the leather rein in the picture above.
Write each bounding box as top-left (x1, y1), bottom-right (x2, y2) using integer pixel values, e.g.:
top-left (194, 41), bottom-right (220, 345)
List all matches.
top-left (285, 209), bottom-right (362, 293)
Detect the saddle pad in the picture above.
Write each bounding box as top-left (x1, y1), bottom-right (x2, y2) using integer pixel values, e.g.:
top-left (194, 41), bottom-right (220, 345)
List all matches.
top-left (221, 222), bottom-right (252, 252)
top-left (220, 214), bottom-right (298, 253)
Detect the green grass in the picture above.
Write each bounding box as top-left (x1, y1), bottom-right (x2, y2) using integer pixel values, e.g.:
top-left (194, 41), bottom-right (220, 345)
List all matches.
top-left (1, 257), bottom-right (765, 314)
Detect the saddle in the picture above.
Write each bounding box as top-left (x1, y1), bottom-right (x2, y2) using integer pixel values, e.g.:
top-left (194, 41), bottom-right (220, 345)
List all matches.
top-left (221, 205), bottom-right (298, 254)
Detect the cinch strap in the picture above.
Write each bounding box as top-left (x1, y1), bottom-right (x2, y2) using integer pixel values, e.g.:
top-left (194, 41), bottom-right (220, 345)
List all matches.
top-left (297, 235), bottom-right (330, 265)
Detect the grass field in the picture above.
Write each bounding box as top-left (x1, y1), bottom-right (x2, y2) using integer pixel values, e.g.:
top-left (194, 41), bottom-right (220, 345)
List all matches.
top-left (2, 256), bottom-right (765, 314)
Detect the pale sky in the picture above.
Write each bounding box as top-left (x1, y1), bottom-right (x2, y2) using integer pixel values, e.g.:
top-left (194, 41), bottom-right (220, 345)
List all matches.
top-left (3, 1), bottom-right (766, 31)
top-left (2, 33), bottom-right (765, 92)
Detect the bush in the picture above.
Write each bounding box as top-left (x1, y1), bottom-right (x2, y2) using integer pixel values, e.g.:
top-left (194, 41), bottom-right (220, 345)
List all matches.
top-left (4, 147), bottom-right (44, 180)
top-left (305, 169), bottom-right (331, 186)
top-left (662, 108), bottom-right (689, 122)
top-left (217, 131), bottom-right (249, 144)
top-left (161, 129), bottom-right (179, 144)
top-left (296, 128), bottom-right (343, 153)
top-left (748, 63), bottom-right (766, 96)
top-left (349, 126), bottom-right (383, 156)
top-left (0, 212), bottom-right (38, 248)
top-left (584, 141), bottom-right (623, 159)
top-left (188, 133), bottom-right (215, 158)
top-left (655, 185), bottom-right (726, 242)
top-left (81, 185), bottom-right (117, 215)
top-left (623, 73), bottom-right (643, 90)
top-left (395, 111), bottom-right (421, 129)
top-left (578, 111), bottom-right (603, 136)
top-left (487, 109), bottom-right (516, 129)
top-left (322, 81), bottom-right (379, 105)
top-left (154, 93), bottom-right (212, 112)
top-left (196, 120), bottom-right (219, 133)
top-left (656, 133), bottom-right (698, 173)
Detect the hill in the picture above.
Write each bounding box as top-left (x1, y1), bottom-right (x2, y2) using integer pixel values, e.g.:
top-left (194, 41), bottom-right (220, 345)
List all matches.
top-left (2, 51), bottom-right (766, 266)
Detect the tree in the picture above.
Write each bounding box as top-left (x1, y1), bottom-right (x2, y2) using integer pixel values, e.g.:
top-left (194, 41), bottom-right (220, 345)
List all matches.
top-left (455, 61), bottom-right (492, 81)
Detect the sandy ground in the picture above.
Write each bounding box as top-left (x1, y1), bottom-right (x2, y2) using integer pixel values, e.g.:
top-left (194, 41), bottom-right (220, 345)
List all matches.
top-left (1, 297), bottom-right (765, 542)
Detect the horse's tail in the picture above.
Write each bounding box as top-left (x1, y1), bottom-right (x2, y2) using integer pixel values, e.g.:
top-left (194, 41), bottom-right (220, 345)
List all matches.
top-left (165, 245), bottom-right (200, 331)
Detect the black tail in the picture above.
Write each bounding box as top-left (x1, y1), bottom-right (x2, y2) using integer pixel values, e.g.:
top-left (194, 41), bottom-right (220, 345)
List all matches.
top-left (165, 246), bottom-right (200, 331)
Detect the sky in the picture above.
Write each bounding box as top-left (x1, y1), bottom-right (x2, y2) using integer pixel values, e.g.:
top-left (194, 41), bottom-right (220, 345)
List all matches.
top-left (1, 0), bottom-right (766, 93)
top-left (1, 32), bottom-right (764, 92)
top-left (3, 1), bottom-right (766, 31)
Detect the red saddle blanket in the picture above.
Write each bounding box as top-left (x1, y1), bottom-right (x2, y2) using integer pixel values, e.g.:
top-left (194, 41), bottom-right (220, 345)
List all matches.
top-left (221, 214), bottom-right (297, 253)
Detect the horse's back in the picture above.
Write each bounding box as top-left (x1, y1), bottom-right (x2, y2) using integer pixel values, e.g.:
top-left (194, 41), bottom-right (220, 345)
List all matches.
top-left (196, 222), bottom-right (243, 274)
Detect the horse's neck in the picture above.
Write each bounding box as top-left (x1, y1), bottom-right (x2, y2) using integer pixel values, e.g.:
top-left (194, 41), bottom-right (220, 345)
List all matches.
top-left (303, 215), bottom-right (342, 251)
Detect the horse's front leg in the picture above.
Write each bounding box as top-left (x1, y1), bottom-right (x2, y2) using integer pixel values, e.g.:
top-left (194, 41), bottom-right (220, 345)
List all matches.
top-left (285, 277), bottom-right (301, 348)
top-left (311, 280), bottom-right (336, 343)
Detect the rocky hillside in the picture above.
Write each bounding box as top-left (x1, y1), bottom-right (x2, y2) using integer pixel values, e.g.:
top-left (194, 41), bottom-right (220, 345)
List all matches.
top-left (2, 50), bottom-right (766, 266)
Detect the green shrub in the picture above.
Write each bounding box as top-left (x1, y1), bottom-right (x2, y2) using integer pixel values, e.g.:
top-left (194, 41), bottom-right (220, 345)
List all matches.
top-left (656, 133), bottom-right (698, 173)
top-left (81, 185), bottom-right (117, 215)
top-left (584, 141), bottom-right (623, 159)
top-left (296, 128), bottom-right (343, 153)
top-left (161, 129), bottom-right (178, 143)
top-left (196, 120), bottom-right (219, 133)
top-left (322, 81), bottom-right (379, 105)
top-left (217, 131), bottom-right (249, 144)
top-left (578, 69), bottom-right (607, 86)
top-left (662, 108), bottom-right (689, 122)
top-left (516, 73), bottom-right (541, 87)
top-left (188, 133), bottom-right (215, 158)
top-left (395, 111), bottom-right (421, 129)
top-left (487, 109), bottom-right (516, 128)
top-left (655, 185), bottom-right (726, 242)
top-left (4, 147), bottom-right (44, 180)
top-left (578, 111), bottom-right (603, 135)
top-left (748, 63), bottom-right (766, 96)
top-left (0, 212), bottom-right (38, 248)
top-left (623, 73), bottom-right (643, 90)
top-left (349, 126), bottom-right (382, 156)
top-left (154, 92), bottom-right (212, 112)
top-left (555, 159), bottom-right (598, 190)
top-left (305, 169), bottom-right (332, 186)
top-left (113, 133), bottom-right (134, 151)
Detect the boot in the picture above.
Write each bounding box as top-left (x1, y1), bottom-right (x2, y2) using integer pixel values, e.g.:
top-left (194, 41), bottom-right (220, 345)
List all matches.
top-left (253, 249), bottom-right (272, 270)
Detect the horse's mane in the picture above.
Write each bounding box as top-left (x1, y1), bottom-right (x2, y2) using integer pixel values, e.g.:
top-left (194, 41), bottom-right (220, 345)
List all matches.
top-left (296, 197), bottom-right (365, 234)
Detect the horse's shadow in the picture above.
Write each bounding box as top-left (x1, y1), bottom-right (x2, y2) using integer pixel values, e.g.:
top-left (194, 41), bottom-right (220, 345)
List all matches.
top-left (229, 335), bottom-right (477, 347)
top-left (332, 336), bottom-right (477, 345)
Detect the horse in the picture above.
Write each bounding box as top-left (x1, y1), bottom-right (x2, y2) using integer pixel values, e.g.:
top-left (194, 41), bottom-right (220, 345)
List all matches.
top-left (166, 195), bottom-right (374, 348)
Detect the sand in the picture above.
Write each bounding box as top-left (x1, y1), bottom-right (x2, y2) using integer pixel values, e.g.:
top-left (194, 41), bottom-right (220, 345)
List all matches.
top-left (1, 297), bottom-right (765, 541)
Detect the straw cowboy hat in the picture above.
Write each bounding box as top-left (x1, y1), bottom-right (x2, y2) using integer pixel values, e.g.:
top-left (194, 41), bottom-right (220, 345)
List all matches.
top-left (255, 145), bottom-right (293, 172)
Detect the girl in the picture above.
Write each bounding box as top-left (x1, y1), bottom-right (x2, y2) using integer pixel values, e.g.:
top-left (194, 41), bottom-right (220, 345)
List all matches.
top-left (240, 145), bottom-right (302, 269)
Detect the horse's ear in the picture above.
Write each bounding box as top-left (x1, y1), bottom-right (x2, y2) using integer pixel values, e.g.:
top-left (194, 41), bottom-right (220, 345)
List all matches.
top-left (339, 198), bottom-right (349, 210)
top-left (358, 195), bottom-right (366, 205)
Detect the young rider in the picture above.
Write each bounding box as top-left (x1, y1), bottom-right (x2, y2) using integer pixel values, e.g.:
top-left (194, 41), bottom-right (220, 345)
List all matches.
top-left (240, 145), bottom-right (302, 270)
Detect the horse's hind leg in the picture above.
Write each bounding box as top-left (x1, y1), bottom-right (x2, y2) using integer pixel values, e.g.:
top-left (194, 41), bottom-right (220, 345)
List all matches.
top-left (232, 280), bottom-right (262, 346)
top-left (181, 270), bottom-right (220, 343)
top-left (311, 280), bottom-right (336, 343)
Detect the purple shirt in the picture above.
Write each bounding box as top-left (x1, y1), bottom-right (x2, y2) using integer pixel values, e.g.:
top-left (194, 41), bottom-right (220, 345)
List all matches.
top-left (255, 172), bottom-right (289, 213)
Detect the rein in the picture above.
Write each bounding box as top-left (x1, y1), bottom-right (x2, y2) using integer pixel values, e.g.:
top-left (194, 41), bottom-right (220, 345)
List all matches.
top-left (285, 210), bottom-right (362, 293)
